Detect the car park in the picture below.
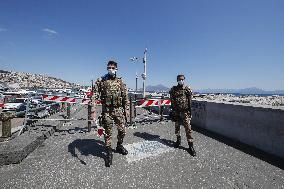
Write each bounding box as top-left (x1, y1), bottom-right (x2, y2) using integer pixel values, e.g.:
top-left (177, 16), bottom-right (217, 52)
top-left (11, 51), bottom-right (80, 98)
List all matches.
top-left (2, 98), bottom-right (27, 112)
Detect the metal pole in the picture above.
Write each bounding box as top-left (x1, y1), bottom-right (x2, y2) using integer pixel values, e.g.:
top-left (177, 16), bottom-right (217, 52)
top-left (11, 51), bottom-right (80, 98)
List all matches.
top-left (135, 73), bottom-right (138, 118)
top-left (88, 80), bottom-right (93, 132)
top-left (67, 103), bottom-right (71, 119)
top-left (134, 94), bottom-right (137, 117)
top-left (142, 48), bottom-right (147, 98)
top-left (135, 75), bottom-right (138, 93)
top-left (88, 105), bottom-right (92, 132)
top-left (160, 96), bottom-right (164, 121)
top-left (129, 96), bottom-right (133, 126)
top-left (130, 57), bottom-right (139, 94)
top-left (61, 102), bottom-right (65, 113)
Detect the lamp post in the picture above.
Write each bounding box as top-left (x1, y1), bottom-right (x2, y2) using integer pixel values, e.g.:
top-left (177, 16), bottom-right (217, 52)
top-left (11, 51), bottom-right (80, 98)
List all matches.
top-left (130, 48), bottom-right (148, 98)
top-left (142, 48), bottom-right (147, 98)
top-left (130, 57), bottom-right (139, 94)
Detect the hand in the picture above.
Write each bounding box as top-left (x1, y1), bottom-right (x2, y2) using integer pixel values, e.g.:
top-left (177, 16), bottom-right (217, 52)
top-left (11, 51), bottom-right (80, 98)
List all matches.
top-left (125, 110), bottom-right (130, 118)
top-left (124, 110), bottom-right (130, 123)
top-left (187, 111), bottom-right (192, 119)
top-left (91, 112), bottom-right (96, 122)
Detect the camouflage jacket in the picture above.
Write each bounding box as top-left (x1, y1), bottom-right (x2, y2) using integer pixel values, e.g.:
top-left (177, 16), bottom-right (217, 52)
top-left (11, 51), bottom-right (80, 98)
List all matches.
top-left (169, 84), bottom-right (193, 112)
top-left (91, 74), bottom-right (129, 112)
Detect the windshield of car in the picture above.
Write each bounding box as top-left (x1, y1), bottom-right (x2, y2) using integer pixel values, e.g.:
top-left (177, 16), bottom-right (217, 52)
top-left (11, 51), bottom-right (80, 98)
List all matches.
top-left (15, 98), bottom-right (27, 103)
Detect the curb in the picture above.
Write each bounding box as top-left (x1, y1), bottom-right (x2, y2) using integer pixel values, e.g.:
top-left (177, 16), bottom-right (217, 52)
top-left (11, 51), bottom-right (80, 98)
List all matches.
top-left (0, 105), bottom-right (83, 166)
top-left (0, 116), bottom-right (61, 166)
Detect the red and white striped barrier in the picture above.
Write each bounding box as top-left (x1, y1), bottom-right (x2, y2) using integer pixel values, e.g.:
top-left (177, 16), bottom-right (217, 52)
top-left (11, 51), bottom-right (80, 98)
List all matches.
top-left (0, 97), bottom-right (4, 108)
top-left (136, 99), bottom-right (171, 107)
top-left (84, 88), bottom-right (93, 99)
top-left (42, 95), bottom-right (101, 105)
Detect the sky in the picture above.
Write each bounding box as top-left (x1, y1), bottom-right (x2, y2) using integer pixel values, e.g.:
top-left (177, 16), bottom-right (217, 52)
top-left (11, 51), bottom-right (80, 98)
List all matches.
top-left (0, 0), bottom-right (283, 90)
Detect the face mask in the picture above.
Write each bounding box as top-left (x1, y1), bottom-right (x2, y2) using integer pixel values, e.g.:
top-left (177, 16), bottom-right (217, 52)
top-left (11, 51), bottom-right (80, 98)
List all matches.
top-left (108, 69), bottom-right (117, 76)
top-left (178, 80), bottom-right (184, 85)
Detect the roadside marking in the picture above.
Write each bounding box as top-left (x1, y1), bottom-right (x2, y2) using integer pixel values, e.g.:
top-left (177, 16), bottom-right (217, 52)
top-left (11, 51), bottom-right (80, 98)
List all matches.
top-left (124, 140), bottom-right (173, 163)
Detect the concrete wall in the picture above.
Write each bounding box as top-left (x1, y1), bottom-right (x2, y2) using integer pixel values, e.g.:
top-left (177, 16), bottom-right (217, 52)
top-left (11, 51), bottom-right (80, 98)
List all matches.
top-left (191, 100), bottom-right (284, 158)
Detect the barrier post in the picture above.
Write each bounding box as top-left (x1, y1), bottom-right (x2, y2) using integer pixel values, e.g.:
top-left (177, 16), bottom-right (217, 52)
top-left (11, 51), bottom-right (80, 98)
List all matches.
top-left (148, 97), bottom-right (152, 114)
top-left (160, 96), bottom-right (164, 121)
top-left (87, 104), bottom-right (92, 132)
top-left (129, 96), bottom-right (133, 126)
top-left (134, 94), bottom-right (137, 117)
top-left (61, 102), bottom-right (66, 113)
top-left (67, 103), bottom-right (71, 119)
top-left (0, 112), bottom-right (14, 138)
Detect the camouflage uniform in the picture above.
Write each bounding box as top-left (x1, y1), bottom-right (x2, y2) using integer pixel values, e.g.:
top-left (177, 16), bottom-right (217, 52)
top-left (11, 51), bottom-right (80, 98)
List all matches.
top-left (169, 84), bottom-right (193, 143)
top-left (92, 74), bottom-right (129, 148)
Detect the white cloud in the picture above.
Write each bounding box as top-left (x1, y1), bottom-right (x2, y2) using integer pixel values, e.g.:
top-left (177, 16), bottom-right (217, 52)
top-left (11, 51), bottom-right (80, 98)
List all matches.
top-left (42, 28), bottom-right (58, 36)
top-left (0, 28), bottom-right (7, 32)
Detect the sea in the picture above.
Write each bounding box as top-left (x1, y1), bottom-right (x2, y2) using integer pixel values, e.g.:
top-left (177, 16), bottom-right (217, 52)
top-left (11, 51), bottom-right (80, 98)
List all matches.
top-left (200, 93), bottom-right (284, 97)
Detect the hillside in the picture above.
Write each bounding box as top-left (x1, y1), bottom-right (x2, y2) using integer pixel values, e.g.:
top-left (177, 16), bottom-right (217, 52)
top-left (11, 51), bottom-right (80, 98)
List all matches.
top-left (0, 70), bottom-right (80, 89)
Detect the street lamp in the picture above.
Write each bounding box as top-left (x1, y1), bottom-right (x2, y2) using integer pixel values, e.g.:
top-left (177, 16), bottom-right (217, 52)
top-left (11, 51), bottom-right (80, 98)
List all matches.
top-left (142, 48), bottom-right (147, 98)
top-left (130, 48), bottom-right (148, 98)
top-left (130, 57), bottom-right (139, 93)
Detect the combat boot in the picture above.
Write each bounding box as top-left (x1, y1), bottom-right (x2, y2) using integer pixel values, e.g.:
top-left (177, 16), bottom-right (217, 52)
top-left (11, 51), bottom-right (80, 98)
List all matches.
top-left (116, 142), bottom-right (128, 155)
top-left (188, 142), bottom-right (196, 156)
top-left (105, 147), bottom-right (113, 167)
top-left (174, 136), bottom-right (181, 148)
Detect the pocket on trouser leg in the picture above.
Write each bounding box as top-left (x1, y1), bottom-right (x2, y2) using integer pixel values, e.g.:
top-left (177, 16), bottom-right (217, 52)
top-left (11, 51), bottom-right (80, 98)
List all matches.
top-left (184, 122), bottom-right (193, 142)
top-left (102, 114), bottom-right (114, 127)
top-left (117, 124), bottom-right (126, 137)
top-left (113, 109), bottom-right (125, 125)
top-left (102, 114), bottom-right (113, 146)
top-left (104, 127), bottom-right (112, 147)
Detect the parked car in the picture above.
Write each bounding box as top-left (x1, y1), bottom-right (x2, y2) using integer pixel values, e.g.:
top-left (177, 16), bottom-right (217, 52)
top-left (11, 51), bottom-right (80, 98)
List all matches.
top-left (44, 101), bottom-right (60, 114)
top-left (31, 95), bottom-right (43, 105)
top-left (2, 98), bottom-right (27, 112)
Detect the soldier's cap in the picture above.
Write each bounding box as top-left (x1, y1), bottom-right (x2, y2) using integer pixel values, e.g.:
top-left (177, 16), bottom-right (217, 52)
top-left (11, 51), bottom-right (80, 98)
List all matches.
top-left (177, 74), bottom-right (185, 80)
top-left (107, 60), bottom-right (118, 68)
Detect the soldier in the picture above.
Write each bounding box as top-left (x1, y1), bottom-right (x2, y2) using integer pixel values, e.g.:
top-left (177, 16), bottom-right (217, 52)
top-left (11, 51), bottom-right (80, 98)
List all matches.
top-left (169, 74), bottom-right (196, 156)
top-left (91, 60), bottom-right (129, 167)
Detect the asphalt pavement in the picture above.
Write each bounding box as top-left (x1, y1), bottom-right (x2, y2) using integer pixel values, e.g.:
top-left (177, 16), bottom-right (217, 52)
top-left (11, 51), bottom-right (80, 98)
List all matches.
top-left (0, 105), bottom-right (283, 189)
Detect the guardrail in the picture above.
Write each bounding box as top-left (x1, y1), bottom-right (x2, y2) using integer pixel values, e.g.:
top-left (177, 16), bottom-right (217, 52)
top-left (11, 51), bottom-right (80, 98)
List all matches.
top-left (0, 95), bottom-right (172, 140)
top-left (0, 101), bottom-right (62, 138)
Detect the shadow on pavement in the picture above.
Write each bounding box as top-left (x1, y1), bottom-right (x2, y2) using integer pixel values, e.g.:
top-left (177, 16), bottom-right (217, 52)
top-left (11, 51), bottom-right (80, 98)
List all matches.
top-left (58, 126), bottom-right (97, 133)
top-left (133, 131), bottom-right (188, 151)
top-left (68, 139), bottom-right (106, 165)
top-left (134, 118), bottom-right (161, 125)
top-left (192, 125), bottom-right (284, 169)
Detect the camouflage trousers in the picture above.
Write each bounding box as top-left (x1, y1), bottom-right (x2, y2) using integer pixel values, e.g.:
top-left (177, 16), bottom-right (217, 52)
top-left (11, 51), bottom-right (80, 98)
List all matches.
top-left (174, 111), bottom-right (193, 143)
top-left (101, 108), bottom-right (126, 147)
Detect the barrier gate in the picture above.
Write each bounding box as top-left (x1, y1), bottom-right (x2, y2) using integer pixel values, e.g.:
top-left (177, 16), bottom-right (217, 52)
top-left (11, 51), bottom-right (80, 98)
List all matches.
top-left (0, 94), bottom-right (172, 138)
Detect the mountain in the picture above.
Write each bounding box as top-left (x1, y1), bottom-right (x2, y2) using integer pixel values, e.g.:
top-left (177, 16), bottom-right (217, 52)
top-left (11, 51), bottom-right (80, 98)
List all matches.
top-left (196, 87), bottom-right (284, 95)
top-left (0, 70), bottom-right (80, 89)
